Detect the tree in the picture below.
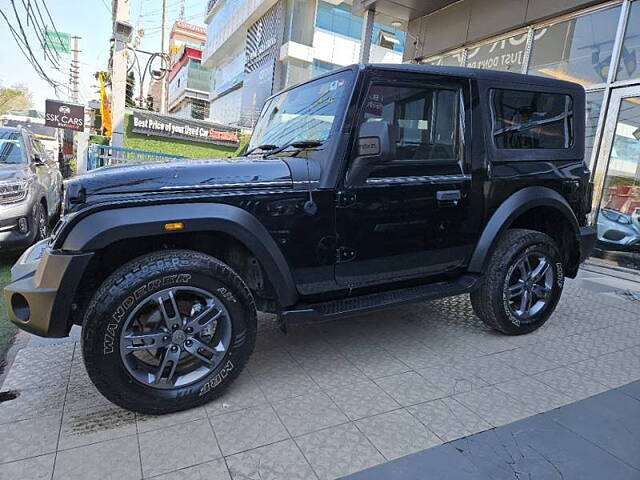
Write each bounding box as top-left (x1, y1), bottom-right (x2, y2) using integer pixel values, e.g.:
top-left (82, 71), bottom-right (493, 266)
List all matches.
top-left (126, 71), bottom-right (136, 108)
top-left (0, 84), bottom-right (33, 115)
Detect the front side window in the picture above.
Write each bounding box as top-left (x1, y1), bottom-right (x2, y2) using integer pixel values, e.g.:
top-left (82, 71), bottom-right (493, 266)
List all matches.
top-left (361, 84), bottom-right (459, 161)
top-left (0, 130), bottom-right (25, 164)
top-left (491, 89), bottom-right (574, 149)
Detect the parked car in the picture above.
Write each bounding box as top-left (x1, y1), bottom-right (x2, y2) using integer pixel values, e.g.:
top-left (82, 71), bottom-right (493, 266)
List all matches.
top-left (4, 65), bottom-right (596, 414)
top-left (0, 126), bottom-right (62, 252)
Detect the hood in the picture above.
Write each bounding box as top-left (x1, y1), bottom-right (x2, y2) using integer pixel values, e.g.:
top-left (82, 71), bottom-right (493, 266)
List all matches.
top-left (67, 156), bottom-right (292, 201)
top-left (0, 164), bottom-right (30, 183)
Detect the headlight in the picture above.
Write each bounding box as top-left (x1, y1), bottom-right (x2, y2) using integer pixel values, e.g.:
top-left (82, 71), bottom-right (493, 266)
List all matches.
top-left (601, 208), bottom-right (632, 225)
top-left (0, 181), bottom-right (30, 204)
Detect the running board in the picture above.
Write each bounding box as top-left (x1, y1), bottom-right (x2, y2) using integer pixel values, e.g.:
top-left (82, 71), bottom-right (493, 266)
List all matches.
top-left (282, 274), bottom-right (480, 325)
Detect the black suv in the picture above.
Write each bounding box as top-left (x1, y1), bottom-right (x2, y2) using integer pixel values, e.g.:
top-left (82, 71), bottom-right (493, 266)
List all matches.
top-left (0, 126), bottom-right (62, 251)
top-left (4, 65), bottom-right (596, 414)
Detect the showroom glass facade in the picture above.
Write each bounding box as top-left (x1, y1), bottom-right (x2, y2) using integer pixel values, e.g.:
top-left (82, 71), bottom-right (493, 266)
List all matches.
top-left (425, 0), bottom-right (640, 271)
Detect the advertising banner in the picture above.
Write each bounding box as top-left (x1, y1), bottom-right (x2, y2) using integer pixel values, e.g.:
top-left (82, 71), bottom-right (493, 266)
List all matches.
top-left (132, 110), bottom-right (240, 147)
top-left (45, 99), bottom-right (84, 131)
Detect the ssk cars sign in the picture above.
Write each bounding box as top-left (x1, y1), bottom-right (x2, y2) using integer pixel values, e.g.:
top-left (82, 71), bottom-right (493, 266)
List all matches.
top-left (132, 110), bottom-right (240, 147)
top-left (45, 100), bottom-right (85, 131)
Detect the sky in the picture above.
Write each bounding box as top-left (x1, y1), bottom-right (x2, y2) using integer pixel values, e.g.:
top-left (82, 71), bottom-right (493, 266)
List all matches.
top-left (0, 0), bottom-right (207, 112)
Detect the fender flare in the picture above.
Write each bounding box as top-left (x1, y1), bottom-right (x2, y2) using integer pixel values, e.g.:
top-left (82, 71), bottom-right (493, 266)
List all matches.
top-left (59, 202), bottom-right (298, 307)
top-left (468, 186), bottom-right (580, 273)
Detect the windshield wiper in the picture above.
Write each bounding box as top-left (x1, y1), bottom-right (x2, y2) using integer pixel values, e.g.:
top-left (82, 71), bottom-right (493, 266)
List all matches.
top-left (266, 140), bottom-right (323, 157)
top-left (245, 144), bottom-right (278, 156)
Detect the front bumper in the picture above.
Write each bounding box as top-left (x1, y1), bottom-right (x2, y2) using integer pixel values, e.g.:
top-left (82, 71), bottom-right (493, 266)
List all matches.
top-left (579, 225), bottom-right (597, 263)
top-left (3, 239), bottom-right (93, 338)
top-left (0, 197), bottom-right (38, 251)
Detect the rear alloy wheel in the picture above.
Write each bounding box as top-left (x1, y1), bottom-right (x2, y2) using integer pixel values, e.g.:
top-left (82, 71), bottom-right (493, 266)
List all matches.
top-left (471, 229), bottom-right (564, 335)
top-left (82, 250), bottom-right (257, 414)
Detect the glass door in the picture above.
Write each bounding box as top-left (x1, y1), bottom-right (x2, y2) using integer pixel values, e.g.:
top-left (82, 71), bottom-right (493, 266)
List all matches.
top-left (592, 86), bottom-right (640, 271)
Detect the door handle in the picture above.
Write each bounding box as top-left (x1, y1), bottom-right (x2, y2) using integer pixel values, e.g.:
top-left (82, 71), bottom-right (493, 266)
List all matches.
top-left (436, 190), bottom-right (461, 206)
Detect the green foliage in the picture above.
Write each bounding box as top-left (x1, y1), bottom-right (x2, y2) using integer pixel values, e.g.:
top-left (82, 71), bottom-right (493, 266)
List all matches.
top-left (123, 114), bottom-right (236, 159)
top-left (0, 84), bottom-right (33, 115)
top-left (234, 132), bottom-right (251, 156)
top-left (89, 135), bottom-right (110, 145)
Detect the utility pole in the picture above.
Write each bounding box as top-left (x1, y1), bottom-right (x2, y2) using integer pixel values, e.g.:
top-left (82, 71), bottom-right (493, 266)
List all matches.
top-left (111, 0), bottom-right (130, 147)
top-left (69, 36), bottom-right (81, 103)
top-left (159, 0), bottom-right (168, 114)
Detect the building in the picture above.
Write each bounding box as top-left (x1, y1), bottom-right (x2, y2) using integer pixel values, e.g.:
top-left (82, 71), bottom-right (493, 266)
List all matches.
top-left (202, 0), bottom-right (407, 127)
top-left (364, 0), bottom-right (640, 272)
top-left (169, 21), bottom-right (207, 62)
top-left (167, 46), bottom-right (212, 120)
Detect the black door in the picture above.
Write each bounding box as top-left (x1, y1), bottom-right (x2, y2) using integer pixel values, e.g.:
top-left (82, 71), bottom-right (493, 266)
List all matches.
top-left (335, 76), bottom-right (477, 288)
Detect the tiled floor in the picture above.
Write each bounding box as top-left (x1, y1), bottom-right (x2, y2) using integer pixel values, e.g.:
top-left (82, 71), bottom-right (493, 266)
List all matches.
top-left (0, 277), bottom-right (639, 480)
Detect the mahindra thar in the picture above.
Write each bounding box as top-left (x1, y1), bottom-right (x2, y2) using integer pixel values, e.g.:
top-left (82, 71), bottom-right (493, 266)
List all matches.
top-left (4, 64), bottom-right (596, 414)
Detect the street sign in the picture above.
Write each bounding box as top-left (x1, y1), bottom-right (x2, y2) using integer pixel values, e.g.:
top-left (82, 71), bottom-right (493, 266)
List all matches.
top-left (44, 30), bottom-right (71, 54)
top-left (45, 100), bottom-right (84, 131)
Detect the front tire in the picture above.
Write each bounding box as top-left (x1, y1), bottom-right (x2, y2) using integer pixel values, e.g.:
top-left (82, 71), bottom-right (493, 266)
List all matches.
top-left (82, 249), bottom-right (257, 414)
top-left (471, 229), bottom-right (564, 335)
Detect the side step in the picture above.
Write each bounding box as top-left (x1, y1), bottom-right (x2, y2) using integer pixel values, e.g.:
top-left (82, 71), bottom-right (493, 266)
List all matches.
top-left (282, 274), bottom-right (480, 325)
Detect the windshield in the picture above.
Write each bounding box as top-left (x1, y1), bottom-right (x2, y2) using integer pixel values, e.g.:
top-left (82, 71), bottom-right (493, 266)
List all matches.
top-left (248, 70), bottom-right (354, 152)
top-left (0, 130), bottom-right (25, 164)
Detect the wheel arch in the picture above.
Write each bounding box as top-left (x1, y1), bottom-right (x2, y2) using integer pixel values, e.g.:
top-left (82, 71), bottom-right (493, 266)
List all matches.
top-left (468, 186), bottom-right (582, 278)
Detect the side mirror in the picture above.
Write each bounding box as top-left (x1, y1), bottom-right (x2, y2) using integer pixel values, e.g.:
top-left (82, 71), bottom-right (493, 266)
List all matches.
top-left (346, 121), bottom-right (395, 186)
top-left (33, 153), bottom-right (45, 166)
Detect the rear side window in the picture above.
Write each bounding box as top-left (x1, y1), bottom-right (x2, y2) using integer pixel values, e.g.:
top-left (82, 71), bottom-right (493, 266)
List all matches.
top-left (491, 89), bottom-right (574, 149)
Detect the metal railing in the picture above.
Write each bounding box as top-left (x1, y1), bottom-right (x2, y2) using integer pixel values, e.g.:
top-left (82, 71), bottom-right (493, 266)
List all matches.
top-left (87, 144), bottom-right (186, 171)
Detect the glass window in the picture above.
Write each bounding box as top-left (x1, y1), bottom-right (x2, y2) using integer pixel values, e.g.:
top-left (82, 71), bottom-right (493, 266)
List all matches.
top-left (248, 70), bottom-right (354, 152)
top-left (313, 59), bottom-right (341, 77)
top-left (361, 84), bottom-right (459, 161)
top-left (0, 129), bottom-right (25, 164)
top-left (528, 6), bottom-right (622, 86)
top-left (466, 33), bottom-right (528, 72)
top-left (585, 91), bottom-right (605, 167)
top-left (616, 0), bottom-right (640, 81)
top-left (491, 89), bottom-right (574, 149)
top-left (424, 52), bottom-right (464, 67)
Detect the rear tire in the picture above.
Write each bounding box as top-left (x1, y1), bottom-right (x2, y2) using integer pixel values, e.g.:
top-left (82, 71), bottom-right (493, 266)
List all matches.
top-left (471, 229), bottom-right (564, 335)
top-left (81, 249), bottom-right (257, 414)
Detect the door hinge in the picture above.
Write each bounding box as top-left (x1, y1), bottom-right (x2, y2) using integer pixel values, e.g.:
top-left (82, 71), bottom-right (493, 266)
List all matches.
top-left (336, 246), bottom-right (356, 263)
top-left (336, 191), bottom-right (356, 207)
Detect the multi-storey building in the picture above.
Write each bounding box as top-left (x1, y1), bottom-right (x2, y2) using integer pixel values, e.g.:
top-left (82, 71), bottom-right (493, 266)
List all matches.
top-left (167, 46), bottom-right (212, 120)
top-left (202, 0), bottom-right (407, 127)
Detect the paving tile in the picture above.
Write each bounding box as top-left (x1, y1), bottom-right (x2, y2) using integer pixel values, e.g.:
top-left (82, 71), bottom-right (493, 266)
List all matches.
top-left (466, 354), bottom-right (524, 385)
top-left (136, 406), bottom-right (207, 434)
top-left (205, 374), bottom-right (267, 417)
top-left (272, 391), bottom-right (348, 437)
top-left (0, 454), bottom-right (55, 480)
top-left (325, 379), bottom-right (400, 421)
top-left (139, 419), bottom-right (221, 477)
top-left (245, 348), bottom-right (298, 376)
top-left (355, 409), bottom-right (441, 460)
top-left (494, 377), bottom-right (572, 414)
top-left (408, 397), bottom-right (491, 442)
top-left (453, 385), bottom-right (536, 427)
top-left (211, 404), bottom-right (289, 456)
top-left (53, 435), bottom-right (141, 480)
top-left (253, 366), bottom-right (320, 402)
top-left (489, 348), bottom-right (559, 375)
top-left (226, 439), bottom-right (316, 480)
top-left (296, 423), bottom-right (384, 480)
top-left (534, 366), bottom-right (609, 401)
top-left (346, 350), bottom-right (411, 379)
top-left (618, 380), bottom-right (640, 401)
top-left (303, 358), bottom-right (368, 389)
top-left (375, 371), bottom-right (446, 407)
top-left (0, 414), bottom-right (60, 463)
top-left (569, 349), bottom-right (640, 388)
top-left (0, 383), bottom-right (66, 424)
top-left (58, 404), bottom-right (137, 450)
top-left (151, 458), bottom-right (230, 480)
top-left (416, 362), bottom-right (488, 396)
top-left (2, 344), bottom-right (73, 390)
top-left (64, 382), bottom-right (113, 412)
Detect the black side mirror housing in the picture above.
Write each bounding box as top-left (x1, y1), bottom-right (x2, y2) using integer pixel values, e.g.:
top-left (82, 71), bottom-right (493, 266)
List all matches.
top-left (33, 153), bottom-right (45, 166)
top-left (346, 121), bottom-right (395, 186)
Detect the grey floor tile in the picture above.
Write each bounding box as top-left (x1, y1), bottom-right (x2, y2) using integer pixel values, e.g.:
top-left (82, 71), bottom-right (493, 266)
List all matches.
top-left (272, 391), bottom-right (348, 437)
top-left (226, 439), bottom-right (317, 480)
top-left (136, 406), bottom-right (207, 434)
top-left (467, 354), bottom-right (524, 385)
top-left (346, 351), bottom-right (411, 379)
top-left (408, 397), bottom-right (491, 442)
top-left (494, 377), bottom-right (572, 414)
top-left (0, 414), bottom-right (60, 463)
top-left (254, 366), bottom-right (320, 402)
top-left (490, 348), bottom-right (559, 375)
top-left (534, 366), bottom-right (609, 401)
top-left (58, 404), bottom-right (137, 450)
top-left (205, 374), bottom-right (267, 417)
top-left (416, 362), bottom-right (488, 396)
top-left (211, 404), bottom-right (289, 456)
top-left (303, 359), bottom-right (368, 389)
top-left (151, 458), bottom-right (230, 480)
top-left (355, 409), bottom-right (441, 460)
top-left (375, 371), bottom-right (446, 407)
top-left (139, 419), bottom-right (221, 478)
top-left (570, 349), bottom-right (640, 388)
top-left (64, 382), bottom-right (113, 412)
top-left (53, 435), bottom-right (141, 480)
top-left (296, 423), bottom-right (384, 480)
top-left (324, 379), bottom-right (400, 421)
top-left (0, 454), bottom-right (55, 480)
top-left (0, 383), bottom-right (66, 424)
top-left (453, 385), bottom-right (536, 427)
top-left (618, 380), bottom-right (640, 401)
